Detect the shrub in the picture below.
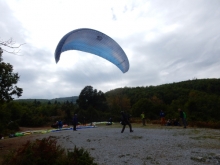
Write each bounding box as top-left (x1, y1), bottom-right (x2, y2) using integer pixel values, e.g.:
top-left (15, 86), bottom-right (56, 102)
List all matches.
top-left (66, 146), bottom-right (98, 165)
top-left (2, 136), bottom-right (97, 165)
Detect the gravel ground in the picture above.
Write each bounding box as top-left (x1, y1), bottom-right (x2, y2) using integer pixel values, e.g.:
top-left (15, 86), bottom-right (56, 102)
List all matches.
top-left (19, 124), bottom-right (220, 165)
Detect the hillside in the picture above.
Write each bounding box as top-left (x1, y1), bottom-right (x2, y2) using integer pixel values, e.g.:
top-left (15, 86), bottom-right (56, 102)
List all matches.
top-left (15, 96), bottom-right (79, 103)
top-left (105, 78), bottom-right (220, 123)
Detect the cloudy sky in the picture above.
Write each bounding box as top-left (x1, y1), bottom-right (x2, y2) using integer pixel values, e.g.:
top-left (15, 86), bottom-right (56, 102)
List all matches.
top-left (1, 0), bottom-right (220, 99)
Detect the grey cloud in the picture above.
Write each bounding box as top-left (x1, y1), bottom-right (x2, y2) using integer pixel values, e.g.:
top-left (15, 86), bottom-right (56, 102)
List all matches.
top-left (1, 0), bottom-right (220, 99)
top-left (0, 1), bottom-right (27, 44)
top-left (121, 8), bottom-right (220, 84)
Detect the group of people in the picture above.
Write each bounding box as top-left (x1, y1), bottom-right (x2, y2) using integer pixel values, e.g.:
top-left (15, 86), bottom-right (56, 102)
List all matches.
top-left (166, 118), bottom-right (181, 126)
top-left (115, 109), bottom-right (185, 132)
top-left (51, 120), bottom-right (63, 129)
top-left (140, 108), bottom-right (187, 128)
top-left (51, 114), bottom-right (78, 131)
top-left (51, 108), bottom-right (187, 134)
top-left (120, 108), bottom-right (187, 133)
top-left (160, 108), bottom-right (187, 128)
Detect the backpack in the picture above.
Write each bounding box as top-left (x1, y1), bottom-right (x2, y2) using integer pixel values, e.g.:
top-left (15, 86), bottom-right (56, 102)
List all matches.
top-left (183, 112), bottom-right (186, 119)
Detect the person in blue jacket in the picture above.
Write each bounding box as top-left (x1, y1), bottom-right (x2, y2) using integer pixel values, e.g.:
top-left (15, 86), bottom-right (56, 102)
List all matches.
top-left (72, 114), bottom-right (78, 131)
top-left (58, 120), bottom-right (63, 130)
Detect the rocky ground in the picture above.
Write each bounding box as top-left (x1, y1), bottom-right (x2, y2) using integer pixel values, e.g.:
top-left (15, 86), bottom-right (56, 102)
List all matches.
top-left (1, 124), bottom-right (220, 165)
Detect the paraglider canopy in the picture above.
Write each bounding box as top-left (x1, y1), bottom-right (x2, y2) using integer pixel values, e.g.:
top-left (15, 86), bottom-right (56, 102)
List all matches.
top-left (55, 28), bottom-right (129, 73)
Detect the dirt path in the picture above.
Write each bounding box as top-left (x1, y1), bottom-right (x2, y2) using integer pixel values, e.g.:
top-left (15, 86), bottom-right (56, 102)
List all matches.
top-left (0, 125), bottom-right (220, 165)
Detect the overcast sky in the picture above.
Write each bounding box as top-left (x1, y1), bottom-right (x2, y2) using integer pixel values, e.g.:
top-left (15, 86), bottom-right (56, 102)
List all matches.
top-left (1, 0), bottom-right (220, 99)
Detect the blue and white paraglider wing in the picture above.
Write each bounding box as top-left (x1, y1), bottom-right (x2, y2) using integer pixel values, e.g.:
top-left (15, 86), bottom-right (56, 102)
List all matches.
top-left (55, 28), bottom-right (129, 73)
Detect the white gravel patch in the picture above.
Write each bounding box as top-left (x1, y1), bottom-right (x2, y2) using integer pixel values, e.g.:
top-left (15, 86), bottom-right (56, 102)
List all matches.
top-left (36, 125), bottom-right (220, 165)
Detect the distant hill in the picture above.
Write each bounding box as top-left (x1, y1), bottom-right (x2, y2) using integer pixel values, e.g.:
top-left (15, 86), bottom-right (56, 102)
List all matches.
top-left (15, 96), bottom-right (78, 103)
top-left (51, 96), bottom-right (78, 103)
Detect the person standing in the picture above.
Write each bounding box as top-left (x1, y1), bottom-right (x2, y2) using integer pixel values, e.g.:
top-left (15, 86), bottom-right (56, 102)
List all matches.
top-left (83, 116), bottom-right (86, 126)
top-left (72, 114), bottom-right (78, 131)
top-left (121, 111), bottom-right (133, 133)
top-left (107, 117), bottom-right (112, 125)
top-left (178, 108), bottom-right (187, 128)
top-left (141, 112), bottom-right (146, 126)
top-left (58, 120), bottom-right (63, 130)
top-left (160, 110), bottom-right (166, 126)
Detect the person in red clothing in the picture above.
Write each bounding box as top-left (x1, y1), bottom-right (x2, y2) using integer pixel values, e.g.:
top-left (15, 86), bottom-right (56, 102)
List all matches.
top-left (160, 110), bottom-right (165, 126)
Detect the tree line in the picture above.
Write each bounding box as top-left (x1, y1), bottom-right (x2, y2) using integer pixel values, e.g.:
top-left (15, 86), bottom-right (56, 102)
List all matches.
top-left (105, 78), bottom-right (220, 127)
top-left (1, 78), bottom-right (220, 135)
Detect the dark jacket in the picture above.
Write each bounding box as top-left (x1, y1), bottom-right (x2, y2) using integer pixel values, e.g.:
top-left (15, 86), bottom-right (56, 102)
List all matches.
top-left (121, 112), bottom-right (130, 125)
top-left (58, 121), bottom-right (63, 127)
top-left (160, 111), bottom-right (165, 117)
top-left (179, 111), bottom-right (184, 119)
top-left (72, 115), bottom-right (78, 125)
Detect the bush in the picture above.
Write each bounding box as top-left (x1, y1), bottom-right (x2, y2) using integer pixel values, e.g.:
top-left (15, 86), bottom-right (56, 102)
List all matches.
top-left (2, 136), bottom-right (97, 165)
top-left (188, 121), bottom-right (220, 129)
top-left (66, 147), bottom-right (98, 165)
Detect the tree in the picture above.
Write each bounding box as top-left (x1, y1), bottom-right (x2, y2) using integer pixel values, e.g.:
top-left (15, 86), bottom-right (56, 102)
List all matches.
top-left (107, 95), bottom-right (131, 116)
top-left (0, 47), bottom-right (23, 103)
top-left (0, 38), bottom-right (24, 54)
top-left (131, 98), bottom-right (153, 118)
top-left (76, 86), bottom-right (107, 111)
